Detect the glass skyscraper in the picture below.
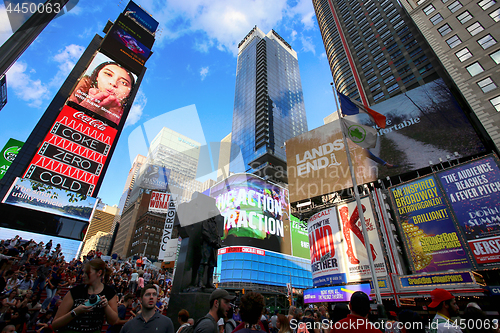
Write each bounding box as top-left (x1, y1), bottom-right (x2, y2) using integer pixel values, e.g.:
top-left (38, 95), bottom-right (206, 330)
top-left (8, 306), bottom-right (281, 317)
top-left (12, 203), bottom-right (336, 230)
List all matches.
top-left (230, 26), bottom-right (308, 182)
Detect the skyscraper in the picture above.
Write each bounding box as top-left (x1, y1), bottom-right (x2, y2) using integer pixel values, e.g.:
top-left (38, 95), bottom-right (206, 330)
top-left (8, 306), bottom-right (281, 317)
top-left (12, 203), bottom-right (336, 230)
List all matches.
top-left (313, 0), bottom-right (445, 105)
top-left (230, 27), bottom-right (308, 183)
top-left (398, 0), bottom-right (500, 151)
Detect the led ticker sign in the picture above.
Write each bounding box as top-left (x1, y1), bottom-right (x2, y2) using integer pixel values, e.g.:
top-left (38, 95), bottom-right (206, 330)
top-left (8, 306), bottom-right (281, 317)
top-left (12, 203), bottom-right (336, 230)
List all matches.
top-left (23, 105), bottom-right (117, 196)
top-left (304, 284), bottom-right (372, 303)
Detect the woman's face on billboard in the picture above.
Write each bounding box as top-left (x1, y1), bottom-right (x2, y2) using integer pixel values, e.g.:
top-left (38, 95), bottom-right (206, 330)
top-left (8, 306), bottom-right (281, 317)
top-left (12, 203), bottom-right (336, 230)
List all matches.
top-left (96, 64), bottom-right (132, 102)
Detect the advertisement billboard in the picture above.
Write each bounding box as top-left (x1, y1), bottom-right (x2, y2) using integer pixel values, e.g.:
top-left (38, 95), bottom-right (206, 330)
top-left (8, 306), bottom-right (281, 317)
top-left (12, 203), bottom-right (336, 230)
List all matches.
top-left (290, 214), bottom-right (310, 259)
top-left (100, 13), bottom-right (153, 74)
top-left (149, 191), bottom-right (171, 214)
top-left (136, 164), bottom-right (170, 191)
top-left (389, 175), bottom-right (472, 273)
top-left (124, 1), bottom-right (159, 34)
top-left (2, 177), bottom-right (97, 222)
top-left (286, 121), bottom-right (375, 203)
top-left (210, 173), bottom-right (292, 255)
top-left (0, 138), bottom-right (23, 180)
top-left (23, 105), bottom-right (118, 196)
top-left (436, 155), bottom-right (500, 268)
top-left (308, 207), bottom-right (347, 286)
top-left (337, 197), bottom-right (387, 281)
top-left (67, 52), bottom-right (138, 126)
top-left (304, 283), bottom-right (371, 303)
top-left (286, 79), bottom-right (485, 203)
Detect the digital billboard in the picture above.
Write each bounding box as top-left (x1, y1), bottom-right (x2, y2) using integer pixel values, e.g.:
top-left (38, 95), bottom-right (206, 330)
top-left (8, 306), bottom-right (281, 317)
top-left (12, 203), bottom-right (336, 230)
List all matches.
top-left (136, 164), bottom-right (170, 191)
top-left (290, 214), bottom-right (310, 259)
top-left (100, 13), bottom-right (152, 74)
top-left (304, 284), bottom-right (371, 303)
top-left (436, 155), bottom-right (500, 268)
top-left (286, 79), bottom-right (485, 203)
top-left (286, 121), bottom-right (374, 203)
top-left (210, 173), bottom-right (292, 255)
top-left (124, 1), bottom-right (159, 34)
top-left (389, 175), bottom-right (472, 273)
top-left (337, 197), bottom-right (387, 281)
top-left (308, 207), bottom-right (347, 286)
top-left (0, 138), bottom-right (23, 180)
top-left (67, 52), bottom-right (138, 126)
top-left (23, 105), bottom-right (118, 196)
top-left (2, 177), bottom-right (97, 222)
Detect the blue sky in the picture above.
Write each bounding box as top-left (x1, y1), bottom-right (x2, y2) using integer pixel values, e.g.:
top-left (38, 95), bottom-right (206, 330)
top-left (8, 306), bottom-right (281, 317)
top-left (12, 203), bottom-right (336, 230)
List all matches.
top-left (0, 0), bottom-right (337, 207)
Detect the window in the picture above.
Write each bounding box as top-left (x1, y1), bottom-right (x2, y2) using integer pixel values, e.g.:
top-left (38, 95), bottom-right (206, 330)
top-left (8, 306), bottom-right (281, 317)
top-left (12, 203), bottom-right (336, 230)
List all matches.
top-left (394, 57), bottom-right (407, 67)
top-left (398, 65), bottom-right (411, 75)
top-left (370, 84), bottom-right (381, 92)
top-left (478, 34), bottom-right (497, 49)
top-left (438, 24), bottom-right (453, 36)
top-left (388, 83), bottom-right (399, 92)
top-left (455, 47), bottom-right (473, 62)
top-left (478, 0), bottom-right (496, 10)
top-left (402, 73), bottom-right (416, 83)
top-left (490, 49), bottom-right (500, 64)
top-left (430, 13), bottom-right (444, 24)
top-left (477, 77), bottom-right (497, 92)
top-left (381, 66), bottom-right (392, 76)
top-left (384, 76), bottom-right (395, 84)
top-left (448, 1), bottom-right (463, 12)
top-left (466, 62), bottom-right (484, 76)
top-left (423, 4), bottom-right (436, 15)
top-left (491, 96), bottom-right (500, 111)
top-left (409, 47), bottom-right (423, 56)
top-left (467, 22), bottom-right (484, 35)
top-left (446, 35), bottom-right (462, 48)
top-left (367, 75), bottom-right (378, 84)
top-left (374, 92), bottom-right (385, 101)
top-left (419, 63), bottom-right (433, 74)
top-left (490, 8), bottom-right (500, 22)
top-left (457, 11), bottom-right (473, 23)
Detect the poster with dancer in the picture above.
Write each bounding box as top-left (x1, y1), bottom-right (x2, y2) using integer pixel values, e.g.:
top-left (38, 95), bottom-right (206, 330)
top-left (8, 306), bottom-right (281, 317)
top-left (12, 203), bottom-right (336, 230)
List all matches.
top-left (308, 207), bottom-right (347, 287)
top-left (337, 197), bottom-right (387, 282)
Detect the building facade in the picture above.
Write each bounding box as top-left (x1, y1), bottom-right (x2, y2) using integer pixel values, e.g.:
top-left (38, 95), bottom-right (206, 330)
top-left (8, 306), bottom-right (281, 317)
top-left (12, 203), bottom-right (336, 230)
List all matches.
top-left (230, 27), bottom-right (308, 183)
top-left (399, 0), bottom-right (500, 150)
top-left (312, 0), bottom-right (445, 105)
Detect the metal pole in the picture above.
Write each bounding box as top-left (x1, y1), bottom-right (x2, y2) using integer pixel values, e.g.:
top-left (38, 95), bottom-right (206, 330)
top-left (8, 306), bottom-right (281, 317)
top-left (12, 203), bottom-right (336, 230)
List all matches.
top-left (331, 84), bottom-right (384, 308)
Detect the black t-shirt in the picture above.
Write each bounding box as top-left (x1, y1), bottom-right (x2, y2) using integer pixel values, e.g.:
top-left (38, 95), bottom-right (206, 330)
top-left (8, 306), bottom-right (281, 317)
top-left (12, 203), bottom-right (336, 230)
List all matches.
top-left (59, 284), bottom-right (116, 333)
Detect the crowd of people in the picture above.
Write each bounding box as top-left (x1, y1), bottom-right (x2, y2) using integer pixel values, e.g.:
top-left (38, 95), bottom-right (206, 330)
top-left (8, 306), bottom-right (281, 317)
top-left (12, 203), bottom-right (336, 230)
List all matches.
top-left (1, 235), bottom-right (499, 333)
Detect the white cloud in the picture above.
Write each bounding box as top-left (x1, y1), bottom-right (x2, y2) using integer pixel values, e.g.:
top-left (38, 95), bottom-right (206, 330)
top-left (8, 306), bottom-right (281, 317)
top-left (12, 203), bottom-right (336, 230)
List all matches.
top-left (125, 90), bottom-right (147, 127)
top-left (200, 66), bottom-right (209, 80)
top-left (291, 30), bottom-right (297, 42)
top-left (6, 61), bottom-right (49, 108)
top-left (301, 35), bottom-right (316, 55)
top-left (320, 52), bottom-right (327, 59)
top-left (50, 44), bottom-right (85, 87)
top-left (144, 0), bottom-right (314, 55)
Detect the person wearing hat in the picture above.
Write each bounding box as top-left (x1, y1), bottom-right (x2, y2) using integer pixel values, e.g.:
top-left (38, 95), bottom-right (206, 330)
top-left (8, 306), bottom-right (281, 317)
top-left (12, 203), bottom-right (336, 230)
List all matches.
top-left (195, 289), bottom-right (236, 333)
top-left (428, 288), bottom-right (462, 333)
top-left (331, 291), bottom-right (382, 332)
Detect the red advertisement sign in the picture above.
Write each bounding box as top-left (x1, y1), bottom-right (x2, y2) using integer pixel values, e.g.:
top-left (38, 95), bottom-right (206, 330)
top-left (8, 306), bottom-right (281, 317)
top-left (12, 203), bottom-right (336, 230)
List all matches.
top-left (23, 105), bottom-right (117, 196)
top-left (149, 191), bottom-right (171, 214)
top-left (468, 236), bottom-right (500, 264)
top-left (218, 246), bottom-right (265, 256)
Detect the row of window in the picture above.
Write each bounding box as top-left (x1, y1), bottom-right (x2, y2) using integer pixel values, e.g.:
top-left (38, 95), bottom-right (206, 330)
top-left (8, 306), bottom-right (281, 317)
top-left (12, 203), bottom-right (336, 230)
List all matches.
top-left (424, 0), bottom-right (495, 16)
top-left (446, 33), bottom-right (496, 50)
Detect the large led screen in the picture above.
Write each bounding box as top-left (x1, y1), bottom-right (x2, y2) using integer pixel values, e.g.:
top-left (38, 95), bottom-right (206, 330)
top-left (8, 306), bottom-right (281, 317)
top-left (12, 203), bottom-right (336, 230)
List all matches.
top-left (2, 177), bottom-right (97, 222)
top-left (286, 79), bottom-right (485, 203)
top-left (124, 1), bottom-right (159, 34)
top-left (210, 173), bottom-right (292, 255)
top-left (304, 284), bottom-right (371, 303)
top-left (290, 214), bottom-right (310, 259)
top-left (389, 175), bottom-right (472, 273)
top-left (436, 155), bottom-right (500, 268)
top-left (23, 105), bottom-right (118, 196)
top-left (67, 52), bottom-right (138, 126)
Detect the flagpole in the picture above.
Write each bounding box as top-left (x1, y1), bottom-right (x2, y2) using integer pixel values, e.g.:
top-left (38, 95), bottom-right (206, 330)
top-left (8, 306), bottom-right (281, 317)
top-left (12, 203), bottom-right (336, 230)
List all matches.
top-left (331, 83), bottom-right (384, 312)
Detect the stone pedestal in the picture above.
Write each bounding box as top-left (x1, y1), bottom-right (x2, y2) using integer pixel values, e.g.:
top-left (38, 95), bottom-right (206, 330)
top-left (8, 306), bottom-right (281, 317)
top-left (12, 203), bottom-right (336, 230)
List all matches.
top-left (166, 292), bottom-right (211, 331)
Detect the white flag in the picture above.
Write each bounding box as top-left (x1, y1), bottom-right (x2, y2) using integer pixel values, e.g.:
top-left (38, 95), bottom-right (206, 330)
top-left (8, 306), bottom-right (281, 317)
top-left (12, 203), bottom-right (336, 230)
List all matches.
top-left (341, 116), bottom-right (378, 149)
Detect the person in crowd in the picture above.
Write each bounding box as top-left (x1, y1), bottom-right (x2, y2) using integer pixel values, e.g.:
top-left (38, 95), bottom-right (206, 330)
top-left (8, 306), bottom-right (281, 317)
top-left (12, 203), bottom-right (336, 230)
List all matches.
top-left (129, 269), bottom-right (138, 294)
top-left (276, 314), bottom-right (291, 333)
top-left (1, 325), bottom-right (15, 333)
top-left (41, 267), bottom-right (65, 312)
top-left (224, 306), bottom-right (237, 333)
top-left (328, 303), bottom-right (350, 325)
top-left (195, 289), bottom-right (236, 333)
top-left (51, 258), bottom-right (118, 333)
top-left (462, 302), bottom-right (496, 333)
top-left (428, 288), bottom-right (462, 333)
top-left (287, 306), bottom-right (296, 322)
top-left (233, 292), bottom-right (266, 333)
top-left (397, 310), bottom-right (425, 333)
top-left (17, 273), bottom-right (33, 296)
top-left (331, 291), bottom-right (382, 332)
top-left (1, 290), bottom-right (19, 313)
top-left (177, 309), bottom-right (191, 333)
top-left (106, 293), bottom-right (135, 333)
top-left (120, 284), bottom-right (174, 333)
top-left (36, 310), bottom-right (55, 333)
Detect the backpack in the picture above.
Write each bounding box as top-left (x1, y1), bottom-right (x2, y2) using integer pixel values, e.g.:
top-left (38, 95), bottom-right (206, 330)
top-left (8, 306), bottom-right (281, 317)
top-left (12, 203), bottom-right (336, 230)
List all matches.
top-left (182, 315), bottom-right (218, 333)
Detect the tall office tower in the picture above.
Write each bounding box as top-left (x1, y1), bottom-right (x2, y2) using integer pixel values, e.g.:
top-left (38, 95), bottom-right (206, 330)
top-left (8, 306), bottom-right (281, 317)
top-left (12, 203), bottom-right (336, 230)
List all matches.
top-left (230, 27), bottom-right (308, 183)
top-left (398, 0), bottom-right (500, 150)
top-left (81, 205), bottom-right (118, 257)
top-left (313, 0), bottom-right (445, 105)
top-left (217, 133), bottom-right (232, 181)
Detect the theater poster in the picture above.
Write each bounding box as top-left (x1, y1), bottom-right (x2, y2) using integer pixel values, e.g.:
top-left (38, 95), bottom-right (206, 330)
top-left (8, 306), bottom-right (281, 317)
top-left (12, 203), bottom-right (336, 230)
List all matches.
top-left (436, 155), bottom-right (500, 268)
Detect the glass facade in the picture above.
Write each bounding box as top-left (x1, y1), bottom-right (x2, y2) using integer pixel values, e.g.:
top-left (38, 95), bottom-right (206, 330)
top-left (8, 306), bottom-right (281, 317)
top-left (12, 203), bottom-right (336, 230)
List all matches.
top-left (230, 27), bottom-right (308, 175)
